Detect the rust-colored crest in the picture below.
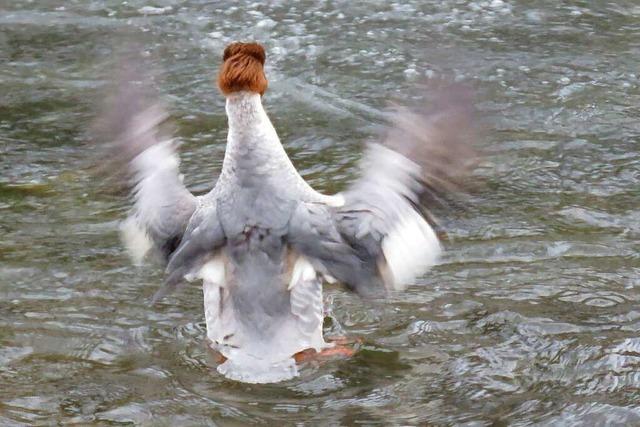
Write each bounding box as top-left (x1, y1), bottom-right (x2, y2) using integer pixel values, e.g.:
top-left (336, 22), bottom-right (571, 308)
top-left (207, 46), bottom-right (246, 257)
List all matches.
top-left (217, 42), bottom-right (268, 96)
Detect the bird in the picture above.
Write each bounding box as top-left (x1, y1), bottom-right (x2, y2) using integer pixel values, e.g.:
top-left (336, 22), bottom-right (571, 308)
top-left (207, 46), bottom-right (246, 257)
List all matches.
top-left (96, 42), bottom-right (477, 383)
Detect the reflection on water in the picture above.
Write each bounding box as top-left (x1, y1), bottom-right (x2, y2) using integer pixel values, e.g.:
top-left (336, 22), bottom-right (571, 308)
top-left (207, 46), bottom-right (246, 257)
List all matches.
top-left (1, 0), bottom-right (639, 424)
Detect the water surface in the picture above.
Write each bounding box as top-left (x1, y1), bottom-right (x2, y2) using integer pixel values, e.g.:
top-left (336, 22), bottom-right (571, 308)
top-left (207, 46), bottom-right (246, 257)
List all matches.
top-left (1, 0), bottom-right (639, 425)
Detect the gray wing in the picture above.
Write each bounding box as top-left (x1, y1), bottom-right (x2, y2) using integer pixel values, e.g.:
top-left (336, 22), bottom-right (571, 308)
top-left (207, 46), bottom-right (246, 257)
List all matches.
top-left (157, 195), bottom-right (226, 302)
top-left (292, 83), bottom-right (477, 294)
top-left (95, 59), bottom-right (198, 265)
top-left (288, 201), bottom-right (385, 296)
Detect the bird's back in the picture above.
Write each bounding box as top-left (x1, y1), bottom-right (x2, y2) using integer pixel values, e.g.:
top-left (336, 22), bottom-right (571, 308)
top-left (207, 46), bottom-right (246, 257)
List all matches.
top-left (201, 176), bottom-right (327, 382)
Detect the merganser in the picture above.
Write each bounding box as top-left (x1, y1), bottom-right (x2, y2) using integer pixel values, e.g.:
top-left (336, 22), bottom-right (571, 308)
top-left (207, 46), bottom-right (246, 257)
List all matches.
top-left (101, 42), bottom-right (476, 383)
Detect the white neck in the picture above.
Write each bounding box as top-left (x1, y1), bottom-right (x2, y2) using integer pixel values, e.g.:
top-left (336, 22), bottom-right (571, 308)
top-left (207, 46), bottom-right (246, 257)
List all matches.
top-left (224, 91), bottom-right (272, 136)
top-left (220, 91), bottom-right (297, 182)
top-left (218, 91), bottom-right (332, 203)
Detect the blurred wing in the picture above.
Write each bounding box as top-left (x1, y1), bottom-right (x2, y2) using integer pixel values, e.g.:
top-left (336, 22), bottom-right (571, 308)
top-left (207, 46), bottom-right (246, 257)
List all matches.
top-left (334, 83), bottom-right (477, 291)
top-left (95, 59), bottom-right (198, 265)
top-left (120, 120), bottom-right (198, 265)
top-left (334, 144), bottom-right (442, 291)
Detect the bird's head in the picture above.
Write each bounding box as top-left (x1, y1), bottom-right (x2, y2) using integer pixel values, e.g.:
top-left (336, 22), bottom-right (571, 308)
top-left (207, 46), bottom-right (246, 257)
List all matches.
top-left (217, 42), bottom-right (267, 96)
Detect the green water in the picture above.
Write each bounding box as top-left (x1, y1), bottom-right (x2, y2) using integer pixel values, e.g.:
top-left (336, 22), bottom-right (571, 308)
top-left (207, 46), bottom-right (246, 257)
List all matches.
top-left (1, 1), bottom-right (639, 425)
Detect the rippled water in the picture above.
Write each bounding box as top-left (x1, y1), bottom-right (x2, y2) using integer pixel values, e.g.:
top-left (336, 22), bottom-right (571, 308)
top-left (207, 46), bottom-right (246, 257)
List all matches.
top-left (2, 0), bottom-right (639, 425)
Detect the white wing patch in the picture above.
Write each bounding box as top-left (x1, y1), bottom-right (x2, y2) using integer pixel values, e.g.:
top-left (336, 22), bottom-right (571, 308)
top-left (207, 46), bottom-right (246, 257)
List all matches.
top-left (381, 210), bottom-right (441, 290)
top-left (130, 140), bottom-right (182, 229)
top-left (119, 216), bottom-right (153, 265)
top-left (288, 255), bottom-right (315, 290)
top-left (194, 257), bottom-right (226, 284)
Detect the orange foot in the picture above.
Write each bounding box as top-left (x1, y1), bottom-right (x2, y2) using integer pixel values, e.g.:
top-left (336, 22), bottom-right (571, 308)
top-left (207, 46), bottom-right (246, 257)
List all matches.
top-left (206, 346), bottom-right (228, 364)
top-left (294, 336), bottom-right (360, 363)
top-left (206, 336), bottom-right (361, 365)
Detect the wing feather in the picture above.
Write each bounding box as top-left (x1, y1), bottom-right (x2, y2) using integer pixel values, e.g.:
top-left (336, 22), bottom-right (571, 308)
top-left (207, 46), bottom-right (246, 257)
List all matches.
top-left (94, 58), bottom-right (198, 265)
top-left (289, 83), bottom-right (477, 294)
top-left (335, 83), bottom-right (477, 290)
top-left (288, 202), bottom-right (385, 296)
top-left (157, 195), bottom-right (226, 302)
